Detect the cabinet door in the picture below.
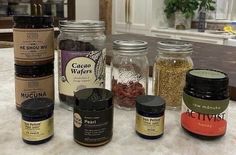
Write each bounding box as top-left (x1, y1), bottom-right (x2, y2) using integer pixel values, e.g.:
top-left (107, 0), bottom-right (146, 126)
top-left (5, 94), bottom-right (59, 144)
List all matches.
top-left (112, 0), bottom-right (128, 33)
top-left (128, 0), bottom-right (151, 34)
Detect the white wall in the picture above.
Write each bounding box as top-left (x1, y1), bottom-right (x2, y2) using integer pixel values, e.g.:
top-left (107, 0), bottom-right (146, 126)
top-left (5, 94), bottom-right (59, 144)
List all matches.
top-left (75, 0), bottom-right (99, 20)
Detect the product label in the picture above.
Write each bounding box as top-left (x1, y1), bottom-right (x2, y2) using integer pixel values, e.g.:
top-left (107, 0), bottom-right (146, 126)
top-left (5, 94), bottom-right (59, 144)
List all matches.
top-left (13, 28), bottom-right (54, 62)
top-left (15, 75), bottom-right (54, 108)
top-left (59, 49), bottom-right (105, 96)
top-left (73, 106), bottom-right (113, 145)
top-left (181, 92), bottom-right (228, 136)
top-left (22, 116), bottom-right (54, 141)
top-left (135, 113), bottom-right (164, 136)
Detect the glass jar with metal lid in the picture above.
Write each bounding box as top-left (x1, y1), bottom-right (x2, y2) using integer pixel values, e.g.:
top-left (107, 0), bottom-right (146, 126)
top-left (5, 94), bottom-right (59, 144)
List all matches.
top-left (111, 40), bottom-right (149, 110)
top-left (153, 41), bottom-right (193, 110)
top-left (58, 20), bottom-right (106, 110)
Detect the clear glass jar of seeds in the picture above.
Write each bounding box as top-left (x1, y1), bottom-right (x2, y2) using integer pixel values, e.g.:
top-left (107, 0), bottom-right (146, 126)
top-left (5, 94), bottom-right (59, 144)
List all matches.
top-left (153, 41), bottom-right (193, 110)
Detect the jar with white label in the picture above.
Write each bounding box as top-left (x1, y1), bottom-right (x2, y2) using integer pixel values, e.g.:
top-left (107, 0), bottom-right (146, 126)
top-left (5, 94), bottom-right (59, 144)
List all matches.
top-left (58, 20), bottom-right (106, 110)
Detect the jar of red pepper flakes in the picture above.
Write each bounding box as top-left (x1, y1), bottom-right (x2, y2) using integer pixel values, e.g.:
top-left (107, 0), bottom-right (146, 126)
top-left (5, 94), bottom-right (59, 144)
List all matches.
top-left (111, 40), bottom-right (149, 110)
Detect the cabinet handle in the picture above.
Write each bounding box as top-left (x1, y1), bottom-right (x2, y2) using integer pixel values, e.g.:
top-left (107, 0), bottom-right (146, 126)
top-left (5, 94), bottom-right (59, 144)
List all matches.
top-left (38, 4), bottom-right (42, 16)
top-left (33, 3), bottom-right (37, 15)
top-left (125, 0), bottom-right (128, 24)
top-left (127, 0), bottom-right (131, 24)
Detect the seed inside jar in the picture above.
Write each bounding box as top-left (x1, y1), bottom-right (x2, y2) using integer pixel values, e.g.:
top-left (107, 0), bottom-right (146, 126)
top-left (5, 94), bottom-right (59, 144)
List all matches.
top-left (112, 79), bottom-right (145, 108)
top-left (153, 58), bottom-right (193, 109)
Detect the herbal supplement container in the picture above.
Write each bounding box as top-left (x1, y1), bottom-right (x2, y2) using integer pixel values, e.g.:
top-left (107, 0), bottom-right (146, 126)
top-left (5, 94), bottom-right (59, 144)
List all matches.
top-left (153, 41), bottom-right (193, 110)
top-left (15, 63), bottom-right (54, 110)
top-left (74, 88), bottom-right (113, 147)
top-left (111, 40), bottom-right (149, 110)
top-left (181, 69), bottom-right (229, 140)
top-left (13, 16), bottom-right (54, 65)
top-left (21, 98), bottom-right (54, 145)
top-left (135, 95), bottom-right (165, 139)
top-left (58, 20), bottom-right (106, 110)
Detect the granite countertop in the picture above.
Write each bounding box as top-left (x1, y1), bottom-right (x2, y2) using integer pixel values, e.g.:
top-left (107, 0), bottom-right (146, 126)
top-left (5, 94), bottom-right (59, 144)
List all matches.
top-left (1, 48), bottom-right (236, 155)
top-left (151, 28), bottom-right (235, 39)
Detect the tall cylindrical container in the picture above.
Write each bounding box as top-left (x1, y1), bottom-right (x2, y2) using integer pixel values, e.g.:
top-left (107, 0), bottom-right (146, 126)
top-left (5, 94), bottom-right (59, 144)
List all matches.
top-left (111, 40), bottom-right (149, 110)
top-left (58, 20), bottom-right (106, 110)
top-left (153, 41), bottom-right (193, 110)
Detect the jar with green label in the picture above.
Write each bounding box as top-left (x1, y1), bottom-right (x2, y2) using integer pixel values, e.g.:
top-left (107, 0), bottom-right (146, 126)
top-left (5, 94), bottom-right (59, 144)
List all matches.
top-left (181, 69), bottom-right (229, 140)
top-left (58, 20), bottom-right (106, 110)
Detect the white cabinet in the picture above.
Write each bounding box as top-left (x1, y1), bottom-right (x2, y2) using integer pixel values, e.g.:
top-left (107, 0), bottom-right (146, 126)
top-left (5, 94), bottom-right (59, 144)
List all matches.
top-left (112, 0), bottom-right (152, 34)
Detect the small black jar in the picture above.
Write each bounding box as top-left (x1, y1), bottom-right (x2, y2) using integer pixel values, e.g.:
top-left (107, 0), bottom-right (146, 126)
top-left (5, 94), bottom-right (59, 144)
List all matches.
top-left (135, 95), bottom-right (165, 139)
top-left (74, 88), bottom-right (113, 147)
top-left (21, 98), bottom-right (54, 145)
top-left (181, 69), bottom-right (229, 140)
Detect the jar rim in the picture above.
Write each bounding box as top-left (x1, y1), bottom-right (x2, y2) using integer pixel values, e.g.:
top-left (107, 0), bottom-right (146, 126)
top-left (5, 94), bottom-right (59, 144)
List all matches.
top-left (59, 20), bottom-right (105, 31)
top-left (157, 41), bottom-right (193, 54)
top-left (113, 40), bottom-right (148, 52)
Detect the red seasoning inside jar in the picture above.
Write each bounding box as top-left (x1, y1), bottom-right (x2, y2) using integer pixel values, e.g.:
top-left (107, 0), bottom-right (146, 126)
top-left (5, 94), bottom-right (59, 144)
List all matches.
top-left (112, 79), bottom-right (145, 108)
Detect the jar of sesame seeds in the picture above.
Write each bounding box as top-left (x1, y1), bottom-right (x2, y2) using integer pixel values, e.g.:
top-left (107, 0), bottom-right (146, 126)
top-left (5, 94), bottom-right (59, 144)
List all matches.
top-left (153, 41), bottom-right (193, 110)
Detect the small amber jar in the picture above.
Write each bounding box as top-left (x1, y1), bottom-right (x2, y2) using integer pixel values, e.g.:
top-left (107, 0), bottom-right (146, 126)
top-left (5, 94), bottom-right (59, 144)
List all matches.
top-left (135, 95), bottom-right (165, 139)
top-left (21, 98), bottom-right (54, 145)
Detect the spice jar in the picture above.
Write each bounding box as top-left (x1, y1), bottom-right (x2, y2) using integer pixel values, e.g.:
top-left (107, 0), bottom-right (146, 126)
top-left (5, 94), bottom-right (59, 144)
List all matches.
top-left (15, 63), bottom-right (54, 110)
top-left (181, 69), bottom-right (229, 140)
top-left (153, 41), bottom-right (193, 110)
top-left (111, 40), bottom-right (149, 110)
top-left (74, 88), bottom-right (113, 147)
top-left (13, 16), bottom-right (54, 65)
top-left (135, 95), bottom-right (165, 139)
top-left (58, 20), bottom-right (106, 110)
top-left (21, 98), bottom-right (54, 145)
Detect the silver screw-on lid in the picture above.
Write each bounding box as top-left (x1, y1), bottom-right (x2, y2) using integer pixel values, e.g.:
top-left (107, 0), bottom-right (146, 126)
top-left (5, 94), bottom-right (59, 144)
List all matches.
top-left (113, 40), bottom-right (148, 51)
top-left (59, 20), bottom-right (105, 30)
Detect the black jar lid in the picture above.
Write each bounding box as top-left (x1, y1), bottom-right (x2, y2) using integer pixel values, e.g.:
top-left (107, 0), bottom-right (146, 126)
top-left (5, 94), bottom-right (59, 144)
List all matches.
top-left (136, 95), bottom-right (165, 114)
top-left (13, 15), bottom-right (53, 26)
top-left (74, 88), bottom-right (113, 111)
top-left (15, 63), bottom-right (53, 75)
top-left (186, 69), bottom-right (229, 92)
top-left (21, 98), bottom-right (54, 117)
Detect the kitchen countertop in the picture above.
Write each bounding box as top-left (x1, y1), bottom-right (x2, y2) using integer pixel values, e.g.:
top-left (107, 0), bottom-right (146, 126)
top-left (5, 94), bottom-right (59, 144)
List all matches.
top-left (151, 28), bottom-right (235, 39)
top-left (1, 48), bottom-right (236, 155)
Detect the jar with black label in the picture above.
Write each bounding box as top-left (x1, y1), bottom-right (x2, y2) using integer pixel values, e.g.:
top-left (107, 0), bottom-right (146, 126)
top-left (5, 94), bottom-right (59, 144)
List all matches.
top-left (21, 98), bottom-right (54, 145)
top-left (15, 63), bottom-right (54, 110)
top-left (181, 69), bottom-right (229, 140)
top-left (13, 16), bottom-right (54, 65)
top-left (135, 95), bottom-right (165, 139)
top-left (74, 88), bottom-right (113, 147)
top-left (58, 20), bottom-right (106, 110)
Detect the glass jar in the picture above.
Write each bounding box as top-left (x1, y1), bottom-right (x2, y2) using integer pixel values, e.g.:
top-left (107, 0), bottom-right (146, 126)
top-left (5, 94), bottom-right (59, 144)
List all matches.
top-left (153, 41), bottom-right (193, 110)
top-left (58, 20), bottom-right (106, 110)
top-left (111, 40), bottom-right (149, 110)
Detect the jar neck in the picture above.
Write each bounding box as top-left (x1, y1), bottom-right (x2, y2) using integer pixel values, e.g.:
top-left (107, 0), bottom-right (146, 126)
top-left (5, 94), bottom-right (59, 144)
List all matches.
top-left (158, 51), bottom-right (192, 58)
top-left (113, 49), bottom-right (147, 56)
